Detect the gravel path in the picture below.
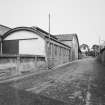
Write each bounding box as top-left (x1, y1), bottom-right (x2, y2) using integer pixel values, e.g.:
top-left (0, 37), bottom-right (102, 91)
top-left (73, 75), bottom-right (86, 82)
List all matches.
top-left (27, 57), bottom-right (105, 105)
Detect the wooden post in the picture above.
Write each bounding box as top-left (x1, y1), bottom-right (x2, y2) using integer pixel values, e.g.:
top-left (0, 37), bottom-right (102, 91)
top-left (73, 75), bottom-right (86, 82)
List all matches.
top-left (34, 56), bottom-right (38, 71)
top-left (0, 38), bottom-right (2, 55)
top-left (16, 55), bottom-right (20, 75)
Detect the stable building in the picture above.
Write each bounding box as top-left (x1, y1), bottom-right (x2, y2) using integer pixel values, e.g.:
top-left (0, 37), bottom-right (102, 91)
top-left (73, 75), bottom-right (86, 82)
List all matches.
top-left (1, 26), bottom-right (71, 74)
top-left (55, 34), bottom-right (79, 60)
top-left (2, 27), bottom-right (46, 56)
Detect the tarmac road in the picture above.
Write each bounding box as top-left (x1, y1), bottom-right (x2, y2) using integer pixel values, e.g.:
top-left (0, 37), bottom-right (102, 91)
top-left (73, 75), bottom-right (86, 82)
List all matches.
top-left (1, 57), bottom-right (105, 105)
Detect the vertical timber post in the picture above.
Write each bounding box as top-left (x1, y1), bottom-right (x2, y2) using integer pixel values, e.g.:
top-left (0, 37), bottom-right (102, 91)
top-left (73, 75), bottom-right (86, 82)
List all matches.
top-left (34, 56), bottom-right (38, 71)
top-left (0, 38), bottom-right (2, 55)
top-left (16, 55), bottom-right (20, 75)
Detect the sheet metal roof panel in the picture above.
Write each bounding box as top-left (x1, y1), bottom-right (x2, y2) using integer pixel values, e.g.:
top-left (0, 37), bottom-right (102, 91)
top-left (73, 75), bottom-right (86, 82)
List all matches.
top-left (55, 34), bottom-right (77, 41)
top-left (0, 25), bottom-right (11, 36)
top-left (2, 26), bottom-right (71, 49)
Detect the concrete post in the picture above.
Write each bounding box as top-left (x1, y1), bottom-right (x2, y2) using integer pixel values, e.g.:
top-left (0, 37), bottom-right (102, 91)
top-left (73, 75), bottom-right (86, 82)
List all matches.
top-left (16, 55), bottom-right (21, 75)
top-left (34, 56), bottom-right (38, 71)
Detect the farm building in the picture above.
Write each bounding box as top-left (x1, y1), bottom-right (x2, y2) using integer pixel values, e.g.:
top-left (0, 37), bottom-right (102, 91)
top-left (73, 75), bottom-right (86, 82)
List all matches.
top-left (1, 26), bottom-right (71, 75)
top-left (80, 44), bottom-right (89, 56)
top-left (55, 34), bottom-right (79, 60)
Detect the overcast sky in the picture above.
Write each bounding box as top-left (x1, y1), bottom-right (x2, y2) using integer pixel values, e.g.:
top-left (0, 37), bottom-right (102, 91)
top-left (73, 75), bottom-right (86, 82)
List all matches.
top-left (0, 0), bottom-right (105, 47)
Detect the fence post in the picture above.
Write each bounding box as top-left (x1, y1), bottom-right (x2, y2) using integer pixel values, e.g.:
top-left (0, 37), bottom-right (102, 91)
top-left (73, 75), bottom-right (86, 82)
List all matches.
top-left (34, 56), bottom-right (38, 71)
top-left (16, 55), bottom-right (21, 75)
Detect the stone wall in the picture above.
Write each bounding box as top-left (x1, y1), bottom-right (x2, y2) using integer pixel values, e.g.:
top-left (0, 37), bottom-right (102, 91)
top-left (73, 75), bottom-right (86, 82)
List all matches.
top-left (0, 55), bottom-right (46, 78)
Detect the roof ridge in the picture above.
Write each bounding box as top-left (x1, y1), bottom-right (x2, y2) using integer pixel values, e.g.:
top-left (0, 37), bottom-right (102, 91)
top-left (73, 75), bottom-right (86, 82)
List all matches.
top-left (0, 24), bottom-right (11, 29)
top-left (55, 33), bottom-right (77, 35)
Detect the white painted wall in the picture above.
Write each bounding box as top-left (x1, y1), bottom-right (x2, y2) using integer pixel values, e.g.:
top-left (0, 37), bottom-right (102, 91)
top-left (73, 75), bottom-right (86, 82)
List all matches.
top-left (61, 36), bottom-right (78, 60)
top-left (73, 36), bottom-right (78, 59)
top-left (4, 31), bottom-right (46, 56)
top-left (81, 47), bottom-right (88, 53)
top-left (19, 39), bottom-right (45, 56)
top-left (62, 41), bottom-right (72, 47)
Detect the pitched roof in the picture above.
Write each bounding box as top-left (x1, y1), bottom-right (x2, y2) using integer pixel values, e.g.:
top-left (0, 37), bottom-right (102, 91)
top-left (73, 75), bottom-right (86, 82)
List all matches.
top-left (2, 26), bottom-right (71, 48)
top-left (0, 25), bottom-right (11, 36)
top-left (80, 44), bottom-right (89, 49)
top-left (32, 26), bottom-right (57, 39)
top-left (2, 26), bottom-right (57, 40)
top-left (55, 34), bottom-right (81, 52)
top-left (55, 34), bottom-right (77, 41)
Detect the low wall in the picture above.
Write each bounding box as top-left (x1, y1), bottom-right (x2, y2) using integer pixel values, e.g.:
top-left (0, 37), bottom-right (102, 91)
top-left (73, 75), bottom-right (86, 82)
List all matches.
top-left (47, 57), bottom-right (70, 68)
top-left (0, 55), bottom-right (47, 78)
top-left (97, 48), bottom-right (105, 65)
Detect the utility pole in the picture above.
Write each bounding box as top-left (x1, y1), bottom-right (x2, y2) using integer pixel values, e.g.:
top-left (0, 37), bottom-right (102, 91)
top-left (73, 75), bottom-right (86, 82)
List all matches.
top-left (48, 13), bottom-right (51, 69)
top-left (99, 36), bottom-right (101, 54)
top-left (49, 13), bottom-right (51, 43)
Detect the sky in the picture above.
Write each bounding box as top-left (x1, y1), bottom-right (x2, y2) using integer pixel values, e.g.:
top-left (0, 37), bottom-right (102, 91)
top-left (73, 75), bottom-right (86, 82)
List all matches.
top-left (0, 0), bottom-right (105, 47)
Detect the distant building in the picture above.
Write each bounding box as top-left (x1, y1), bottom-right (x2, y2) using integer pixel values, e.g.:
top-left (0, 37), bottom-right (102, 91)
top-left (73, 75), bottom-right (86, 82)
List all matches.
top-left (80, 46), bottom-right (88, 53)
top-left (80, 44), bottom-right (89, 53)
top-left (80, 44), bottom-right (89, 57)
top-left (0, 25), bottom-right (11, 54)
top-left (55, 34), bottom-right (79, 60)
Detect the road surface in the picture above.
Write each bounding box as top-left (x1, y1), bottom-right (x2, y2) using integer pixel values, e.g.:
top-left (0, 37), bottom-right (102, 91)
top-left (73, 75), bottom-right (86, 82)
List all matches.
top-left (1, 57), bottom-right (105, 105)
